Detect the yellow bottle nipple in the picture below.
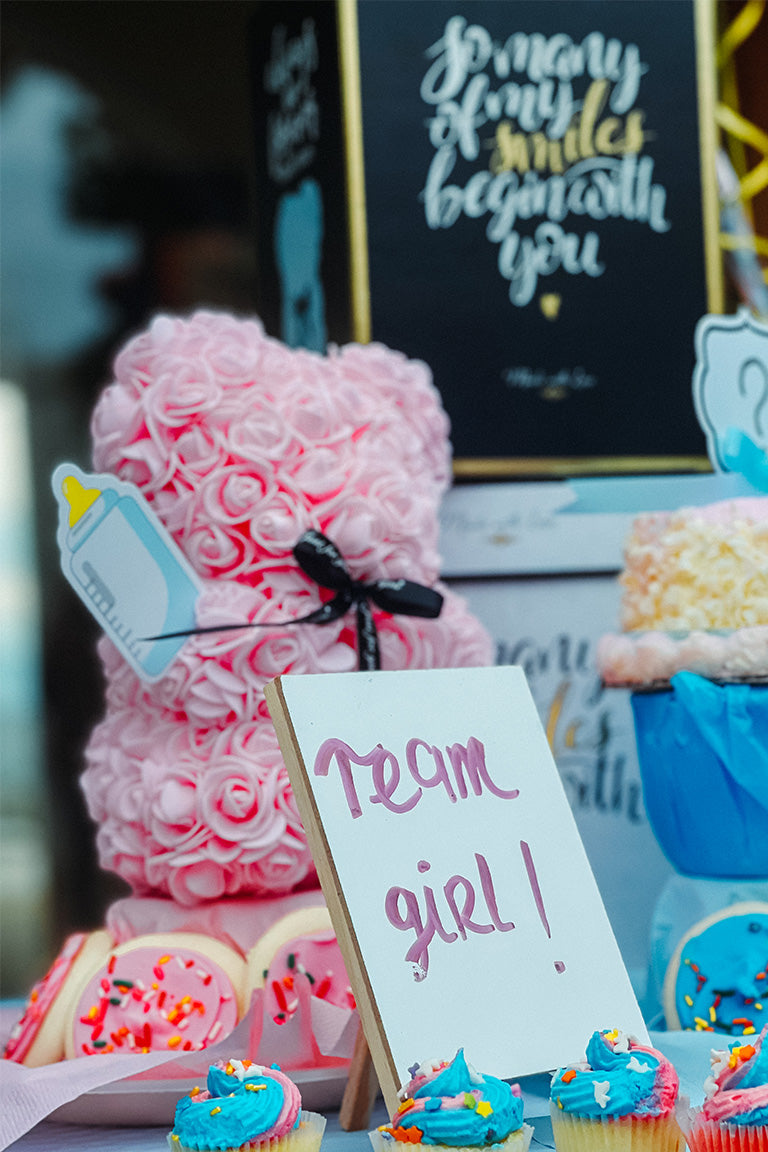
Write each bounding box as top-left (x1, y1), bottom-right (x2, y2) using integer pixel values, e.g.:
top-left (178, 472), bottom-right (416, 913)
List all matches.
top-left (62, 474), bottom-right (101, 526)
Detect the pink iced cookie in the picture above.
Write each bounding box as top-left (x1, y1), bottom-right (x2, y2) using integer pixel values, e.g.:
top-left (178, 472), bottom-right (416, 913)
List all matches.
top-left (4, 930), bottom-right (112, 1067)
top-left (65, 932), bottom-right (246, 1057)
top-left (247, 907), bottom-right (353, 1027)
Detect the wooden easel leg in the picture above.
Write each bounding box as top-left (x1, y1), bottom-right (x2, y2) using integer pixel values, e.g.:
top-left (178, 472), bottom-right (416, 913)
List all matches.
top-left (339, 1021), bottom-right (379, 1131)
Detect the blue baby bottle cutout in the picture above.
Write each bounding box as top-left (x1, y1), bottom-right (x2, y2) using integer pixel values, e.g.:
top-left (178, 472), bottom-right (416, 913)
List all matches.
top-left (52, 463), bottom-right (202, 681)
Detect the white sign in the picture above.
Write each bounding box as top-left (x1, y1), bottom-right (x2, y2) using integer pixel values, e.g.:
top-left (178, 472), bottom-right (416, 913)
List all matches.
top-left (266, 666), bottom-right (646, 1109)
top-left (438, 473), bottom-right (763, 578)
top-left (438, 480), bottom-right (630, 575)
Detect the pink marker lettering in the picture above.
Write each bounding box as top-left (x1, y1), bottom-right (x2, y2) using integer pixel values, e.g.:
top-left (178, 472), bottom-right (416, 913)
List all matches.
top-left (313, 738), bottom-right (366, 817)
top-left (384, 876), bottom-right (458, 980)
top-left (406, 740), bottom-right (457, 802)
top-left (385, 887), bottom-right (430, 979)
top-left (520, 839), bottom-right (551, 937)
top-left (314, 736), bottom-right (519, 818)
top-left (446, 738), bottom-right (520, 800)
top-left (313, 738), bottom-right (420, 818)
top-left (443, 874), bottom-right (493, 939)
top-left (385, 854), bottom-right (515, 978)
top-left (370, 744), bottom-right (421, 814)
top-left (476, 851), bottom-right (515, 931)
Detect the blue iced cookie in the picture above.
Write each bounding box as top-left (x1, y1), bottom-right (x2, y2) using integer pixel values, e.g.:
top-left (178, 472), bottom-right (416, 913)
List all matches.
top-left (663, 902), bottom-right (768, 1035)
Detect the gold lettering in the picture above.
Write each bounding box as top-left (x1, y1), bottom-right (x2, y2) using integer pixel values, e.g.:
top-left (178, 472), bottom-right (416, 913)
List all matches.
top-left (532, 133), bottom-right (548, 170)
top-left (491, 123), bottom-right (530, 174)
top-left (578, 79), bottom-right (609, 159)
top-left (489, 92), bottom-right (648, 179)
top-left (532, 133), bottom-right (564, 173)
top-left (623, 110), bottom-right (647, 154)
top-left (565, 720), bottom-right (580, 749)
top-left (546, 681), bottom-right (570, 752)
top-left (546, 680), bottom-right (583, 756)
top-left (595, 109), bottom-right (648, 156)
top-left (563, 124), bottom-right (580, 164)
top-left (594, 117), bottom-right (622, 154)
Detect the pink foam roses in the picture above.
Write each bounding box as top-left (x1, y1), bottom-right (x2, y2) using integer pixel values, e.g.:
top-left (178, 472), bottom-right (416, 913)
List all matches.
top-left (82, 310), bottom-right (493, 902)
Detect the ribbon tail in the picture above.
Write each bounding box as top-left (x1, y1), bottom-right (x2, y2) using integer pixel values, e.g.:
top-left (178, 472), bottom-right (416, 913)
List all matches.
top-left (356, 600), bottom-right (380, 671)
top-left (141, 593), bottom-right (351, 642)
top-left (368, 580), bottom-right (443, 619)
top-left (142, 621), bottom-right (261, 641)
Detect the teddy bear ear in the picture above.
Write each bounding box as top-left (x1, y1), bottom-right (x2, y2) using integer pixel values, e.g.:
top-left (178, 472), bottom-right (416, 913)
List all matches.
top-left (336, 340), bottom-right (452, 492)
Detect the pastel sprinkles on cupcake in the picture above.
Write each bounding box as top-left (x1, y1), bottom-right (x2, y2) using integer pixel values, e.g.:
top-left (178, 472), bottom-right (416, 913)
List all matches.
top-left (169, 1057), bottom-right (326, 1152)
top-left (372, 1050), bottom-right (531, 1150)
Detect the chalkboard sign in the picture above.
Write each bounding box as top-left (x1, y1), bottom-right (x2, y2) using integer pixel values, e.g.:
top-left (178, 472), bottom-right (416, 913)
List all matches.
top-left (251, 0), bottom-right (720, 475)
top-left (249, 1), bottom-right (353, 350)
top-left (265, 667), bottom-right (646, 1110)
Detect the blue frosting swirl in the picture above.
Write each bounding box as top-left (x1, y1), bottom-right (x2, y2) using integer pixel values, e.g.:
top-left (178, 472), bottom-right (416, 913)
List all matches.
top-left (550, 1032), bottom-right (667, 1119)
top-left (734, 1035), bottom-right (768, 1094)
top-left (391, 1050), bottom-right (523, 1146)
top-left (171, 1062), bottom-right (297, 1151)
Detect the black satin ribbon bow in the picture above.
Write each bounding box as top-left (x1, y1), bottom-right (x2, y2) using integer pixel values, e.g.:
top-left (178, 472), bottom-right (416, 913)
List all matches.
top-left (145, 530), bottom-right (444, 670)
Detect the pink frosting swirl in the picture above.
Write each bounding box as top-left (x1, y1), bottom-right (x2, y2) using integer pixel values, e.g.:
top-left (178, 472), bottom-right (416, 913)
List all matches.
top-left (700, 1025), bottom-right (768, 1127)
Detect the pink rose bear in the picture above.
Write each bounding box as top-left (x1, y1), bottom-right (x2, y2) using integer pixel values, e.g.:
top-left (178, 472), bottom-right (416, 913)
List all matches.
top-left (83, 310), bottom-right (493, 908)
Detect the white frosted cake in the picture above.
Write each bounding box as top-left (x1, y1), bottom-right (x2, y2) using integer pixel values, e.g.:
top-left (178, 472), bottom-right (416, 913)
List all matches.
top-left (597, 497), bottom-right (768, 686)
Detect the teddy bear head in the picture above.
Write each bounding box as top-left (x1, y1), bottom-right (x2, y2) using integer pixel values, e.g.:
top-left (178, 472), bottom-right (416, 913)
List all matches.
top-left (82, 310), bottom-right (492, 905)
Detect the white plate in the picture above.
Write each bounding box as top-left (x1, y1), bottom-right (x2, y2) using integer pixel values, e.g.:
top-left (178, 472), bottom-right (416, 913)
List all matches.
top-left (49, 1066), bottom-right (351, 1127)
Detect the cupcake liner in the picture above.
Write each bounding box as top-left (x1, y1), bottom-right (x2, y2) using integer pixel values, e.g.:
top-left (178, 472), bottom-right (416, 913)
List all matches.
top-left (680, 1108), bottom-right (767, 1152)
top-left (549, 1105), bottom-right (683, 1151)
top-left (368, 1121), bottom-right (533, 1152)
top-left (169, 1108), bottom-right (326, 1152)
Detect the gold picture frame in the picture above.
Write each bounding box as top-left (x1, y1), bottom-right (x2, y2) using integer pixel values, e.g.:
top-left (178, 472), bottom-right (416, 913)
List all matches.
top-left (336, 0), bottom-right (723, 478)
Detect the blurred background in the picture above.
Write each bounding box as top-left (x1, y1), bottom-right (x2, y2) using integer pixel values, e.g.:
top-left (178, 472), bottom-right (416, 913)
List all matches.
top-left (1, 0), bottom-right (263, 996)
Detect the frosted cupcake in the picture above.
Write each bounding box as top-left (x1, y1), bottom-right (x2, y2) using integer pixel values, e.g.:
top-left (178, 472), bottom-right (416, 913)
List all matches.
top-left (549, 1029), bottom-right (683, 1150)
top-left (684, 1025), bottom-right (768, 1151)
top-left (369, 1048), bottom-right (532, 1151)
top-left (168, 1058), bottom-right (326, 1152)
